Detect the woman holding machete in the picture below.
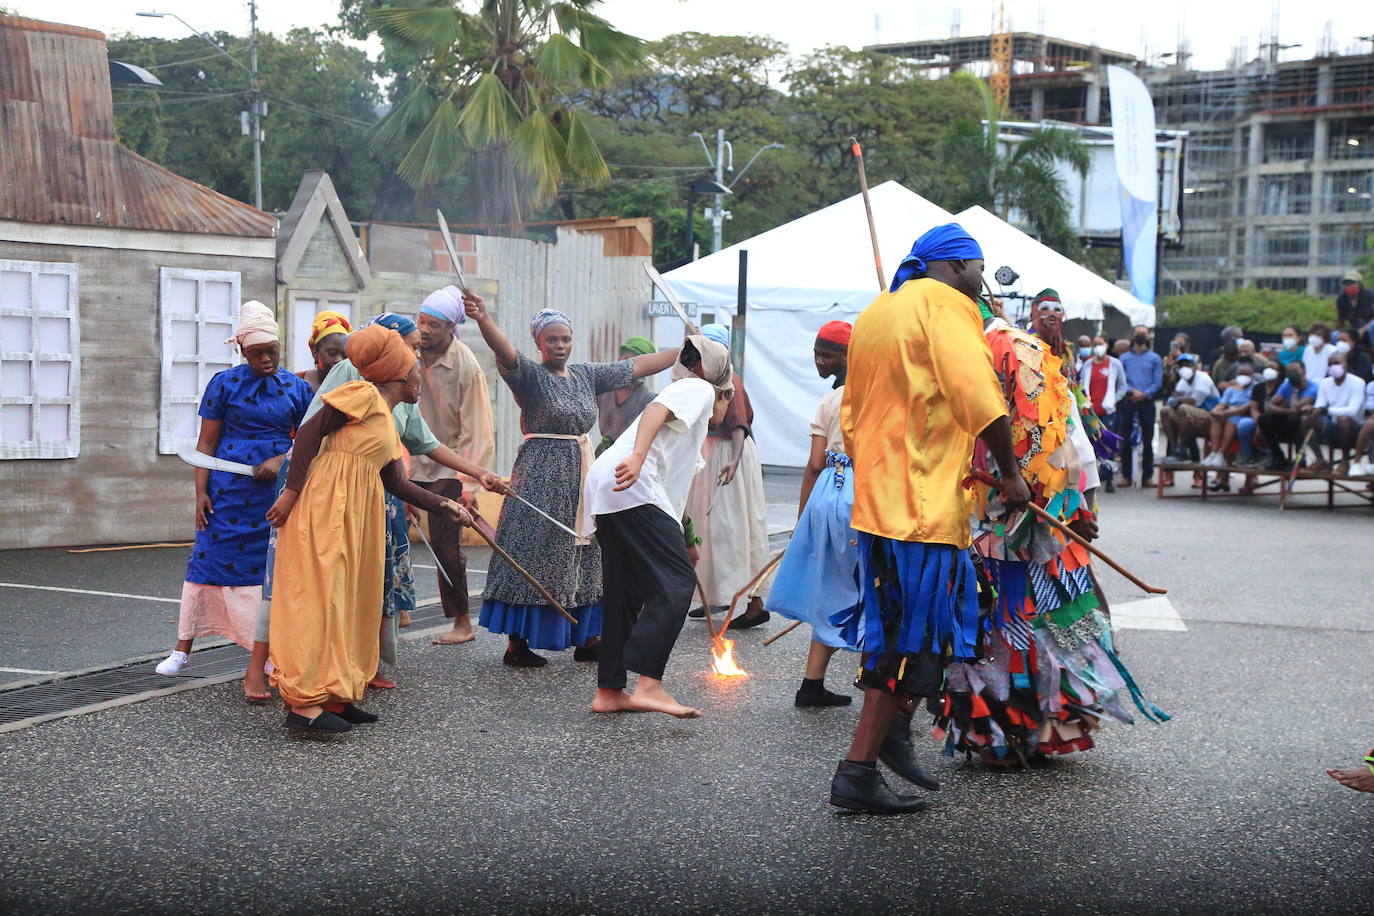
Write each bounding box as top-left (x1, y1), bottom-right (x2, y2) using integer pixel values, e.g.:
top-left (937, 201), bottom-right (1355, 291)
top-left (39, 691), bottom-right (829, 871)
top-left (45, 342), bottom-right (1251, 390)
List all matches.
top-left (155, 302), bottom-right (314, 680)
top-left (464, 294), bottom-right (679, 667)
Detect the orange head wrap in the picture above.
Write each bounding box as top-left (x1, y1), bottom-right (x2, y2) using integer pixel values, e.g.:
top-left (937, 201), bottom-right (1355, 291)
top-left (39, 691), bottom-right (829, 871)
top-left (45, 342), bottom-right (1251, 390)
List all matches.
top-left (345, 325), bottom-right (416, 384)
top-left (309, 310), bottom-right (352, 347)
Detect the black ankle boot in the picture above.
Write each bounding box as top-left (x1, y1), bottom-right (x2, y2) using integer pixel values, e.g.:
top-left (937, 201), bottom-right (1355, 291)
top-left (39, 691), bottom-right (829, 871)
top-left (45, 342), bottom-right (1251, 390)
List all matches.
top-left (795, 678), bottom-right (853, 707)
top-left (878, 713), bottom-right (940, 791)
top-left (829, 761), bottom-right (930, 814)
top-left (503, 638), bottom-right (548, 668)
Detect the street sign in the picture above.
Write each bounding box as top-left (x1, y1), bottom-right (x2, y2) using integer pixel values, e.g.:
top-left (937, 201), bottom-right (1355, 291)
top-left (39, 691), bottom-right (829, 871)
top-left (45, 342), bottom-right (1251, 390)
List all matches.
top-left (645, 299), bottom-right (699, 319)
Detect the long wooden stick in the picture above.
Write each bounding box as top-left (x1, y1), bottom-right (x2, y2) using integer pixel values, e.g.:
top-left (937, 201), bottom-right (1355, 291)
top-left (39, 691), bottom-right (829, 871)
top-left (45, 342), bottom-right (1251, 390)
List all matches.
top-left (717, 550), bottom-right (785, 632)
top-left (964, 471), bottom-right (1167, 595)
top-left (849, 137), bottom-right (885, 291)
top-left (762, 619), bottom-right (803, 646)
top-left (1280, 428), bottom-right (1316, 510)
top-left (468, 510), bottom-right (577, 625)
top-left (696, 576), bottom-right (720, 641)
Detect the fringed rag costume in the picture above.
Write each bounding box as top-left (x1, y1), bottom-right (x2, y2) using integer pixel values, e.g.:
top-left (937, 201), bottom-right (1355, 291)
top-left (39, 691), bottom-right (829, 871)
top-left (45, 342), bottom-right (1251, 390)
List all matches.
top-left (938, 318), bottom-right (1167, 764)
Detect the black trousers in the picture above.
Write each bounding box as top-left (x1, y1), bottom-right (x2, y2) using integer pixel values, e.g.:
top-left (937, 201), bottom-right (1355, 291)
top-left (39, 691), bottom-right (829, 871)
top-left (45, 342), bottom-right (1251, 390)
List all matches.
top-left (1258, 412), bottom-right (1303, 452)
top-left (413, 478), bottom-right (470, 619)
top-left (595, 504), bottom-right (697, 690)
top-left (1116, 397), bottom-right (1156, 481)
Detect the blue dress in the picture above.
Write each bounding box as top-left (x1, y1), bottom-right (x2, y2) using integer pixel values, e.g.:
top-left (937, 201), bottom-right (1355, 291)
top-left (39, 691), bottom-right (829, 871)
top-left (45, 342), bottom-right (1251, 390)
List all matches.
top-left (186, 365), bottom-right (313, 587)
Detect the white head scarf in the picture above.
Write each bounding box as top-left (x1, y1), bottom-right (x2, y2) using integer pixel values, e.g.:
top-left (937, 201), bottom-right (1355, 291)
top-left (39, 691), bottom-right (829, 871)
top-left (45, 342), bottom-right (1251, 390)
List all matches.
top-left (228, 300), bottom-right (280, 351)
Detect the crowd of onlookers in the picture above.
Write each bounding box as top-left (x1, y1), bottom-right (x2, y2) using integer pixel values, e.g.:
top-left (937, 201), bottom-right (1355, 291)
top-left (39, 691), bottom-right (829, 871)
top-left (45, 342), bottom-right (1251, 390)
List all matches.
top-left (1075, 268), bottom-right (1374, 494)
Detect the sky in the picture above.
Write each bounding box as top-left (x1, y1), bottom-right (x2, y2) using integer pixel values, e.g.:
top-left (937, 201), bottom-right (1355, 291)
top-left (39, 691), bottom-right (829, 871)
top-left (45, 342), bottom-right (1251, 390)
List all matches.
top-left (11, 0), bottom-right (1373, 71)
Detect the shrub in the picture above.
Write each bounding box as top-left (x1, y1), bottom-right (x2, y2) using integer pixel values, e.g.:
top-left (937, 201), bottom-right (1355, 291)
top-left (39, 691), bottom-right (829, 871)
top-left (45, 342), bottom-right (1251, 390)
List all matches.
top-left (1158, 288), bottom-right (1332, 335)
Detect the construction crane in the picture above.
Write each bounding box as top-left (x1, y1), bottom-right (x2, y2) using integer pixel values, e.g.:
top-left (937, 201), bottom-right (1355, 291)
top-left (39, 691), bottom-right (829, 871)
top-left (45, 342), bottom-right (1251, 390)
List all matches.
top-left (989, 0), bottom-right (1012, 113)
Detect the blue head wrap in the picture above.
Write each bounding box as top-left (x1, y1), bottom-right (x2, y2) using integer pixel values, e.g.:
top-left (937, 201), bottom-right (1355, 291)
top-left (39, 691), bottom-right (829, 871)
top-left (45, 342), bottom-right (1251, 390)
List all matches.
top-left (530, 308), bottom-right (573, 340)
top-left (889, 223), bottom-right (984, 292)
top-left (700, 323), bottom-right (731, 349)
top-left (364, 312), bottom-right (418, 338)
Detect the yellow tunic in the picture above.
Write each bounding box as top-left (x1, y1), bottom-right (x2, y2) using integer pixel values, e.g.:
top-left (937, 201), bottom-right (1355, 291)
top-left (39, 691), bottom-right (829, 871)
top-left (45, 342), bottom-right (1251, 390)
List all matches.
top-left (269, 381), bottom-right (403, 708)
top-left (841, 278), bottom-right (1007, 547)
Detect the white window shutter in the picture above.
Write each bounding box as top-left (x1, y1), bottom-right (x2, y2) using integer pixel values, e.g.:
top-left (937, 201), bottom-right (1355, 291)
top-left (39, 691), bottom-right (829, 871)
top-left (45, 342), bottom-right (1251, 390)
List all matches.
top-left (158, 268), bottom-right (241, 455)
top-left (0, 259), bottom-right (79, 459)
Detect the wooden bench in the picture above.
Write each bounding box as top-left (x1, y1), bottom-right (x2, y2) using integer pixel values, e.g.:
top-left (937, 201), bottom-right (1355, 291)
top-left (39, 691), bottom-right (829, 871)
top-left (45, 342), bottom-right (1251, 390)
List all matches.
top-left (1154, 459), bottom-right (1374, 508)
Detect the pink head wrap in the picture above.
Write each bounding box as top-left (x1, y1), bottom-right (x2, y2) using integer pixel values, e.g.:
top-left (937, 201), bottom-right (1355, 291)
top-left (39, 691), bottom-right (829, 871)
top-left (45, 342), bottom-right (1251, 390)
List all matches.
top-left (228, 300), bottom-right (280, 351)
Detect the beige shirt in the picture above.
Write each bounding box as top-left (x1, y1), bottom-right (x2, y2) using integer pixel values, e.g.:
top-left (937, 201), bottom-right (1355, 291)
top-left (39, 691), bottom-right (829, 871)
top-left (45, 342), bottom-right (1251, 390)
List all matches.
top-left (810, 385), bottom-right (845, 454)
top-left (411, 335), bottom-right (495, 487)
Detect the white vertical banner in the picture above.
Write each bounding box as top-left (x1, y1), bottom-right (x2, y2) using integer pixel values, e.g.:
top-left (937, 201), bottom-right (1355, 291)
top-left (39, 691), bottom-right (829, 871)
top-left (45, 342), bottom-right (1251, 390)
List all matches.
top-left (1107, 65), bottom-right (1158, 306)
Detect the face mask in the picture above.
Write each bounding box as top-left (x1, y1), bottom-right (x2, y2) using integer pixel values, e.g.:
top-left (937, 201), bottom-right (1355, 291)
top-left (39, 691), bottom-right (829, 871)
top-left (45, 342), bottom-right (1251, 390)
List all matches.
top-left (1263, 367), bottom-right (1279, 382)
top-left (1281, 336), bottom-right (1297, 350)
top-left (1336, 340), bottom-right (1352, 354)
top-left (1093, 344), bottom-right (1107, 357)
top-left (1133, 335), bottom-right (1148, 347)
top-left (1329, 364), bottom-right (1346, 379)
top-left (1179, 366), bottom-right (1195, 381)
top-left (1234, 375), bottom-right (1253, 388)
top-left (1309, 335), bottom-right (1325, 349)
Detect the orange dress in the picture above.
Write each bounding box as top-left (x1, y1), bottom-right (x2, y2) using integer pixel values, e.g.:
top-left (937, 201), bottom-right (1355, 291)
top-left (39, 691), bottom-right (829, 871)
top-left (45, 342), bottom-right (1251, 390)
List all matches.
top-left (269, 381), bottom-right (402, 708)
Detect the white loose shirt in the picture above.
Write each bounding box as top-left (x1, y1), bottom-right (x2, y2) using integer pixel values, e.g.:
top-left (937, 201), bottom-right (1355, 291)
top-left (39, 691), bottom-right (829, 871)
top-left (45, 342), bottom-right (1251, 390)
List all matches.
top-left (1173, 371), bottom-right (1219, 405)
top-left (582, 377), bottom-right (716, 533)
top-left (1315, 374), bottom-right (1368, 418)
top-left (1302, 343), bottom-right (1334, 387)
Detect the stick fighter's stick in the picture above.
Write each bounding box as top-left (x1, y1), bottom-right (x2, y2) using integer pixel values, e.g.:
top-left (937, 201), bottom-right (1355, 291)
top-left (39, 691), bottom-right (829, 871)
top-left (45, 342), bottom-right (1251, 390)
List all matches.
top-left (963, 470), bottom-right (1167, 595)
top-left (716, 550), bottom-right (784, 633)
top-left (848, 137), bottom-right (885, 291)
top-left (468, 509), bottom-right (578, 625)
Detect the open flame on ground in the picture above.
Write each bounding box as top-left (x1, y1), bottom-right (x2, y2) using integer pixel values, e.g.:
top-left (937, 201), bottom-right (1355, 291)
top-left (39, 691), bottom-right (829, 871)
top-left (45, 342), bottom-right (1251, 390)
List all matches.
top-left (710, 636), bottom-right (748, 678)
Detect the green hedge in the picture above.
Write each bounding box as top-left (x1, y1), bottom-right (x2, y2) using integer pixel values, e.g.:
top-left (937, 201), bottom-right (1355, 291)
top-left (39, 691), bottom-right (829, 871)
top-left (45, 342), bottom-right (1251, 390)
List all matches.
top-left (1158, 288), bottom-right (1333, 334)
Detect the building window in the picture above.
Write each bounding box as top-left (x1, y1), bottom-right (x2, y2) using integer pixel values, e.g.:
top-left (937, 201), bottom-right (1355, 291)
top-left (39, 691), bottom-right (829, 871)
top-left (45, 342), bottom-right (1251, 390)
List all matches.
top-left (1327, 117), bottom-right (1374, 161)
top-left (1255, 277), bottom-right (1310, 293)
top-left (1320, 170), bottom-right (1374, 215)
top-left (1317, 224), bottom-right (1372, 266)
top-left (0, 260), bottom-right (80, 459)
top-left (1257, 174), bottom-right (1311, 216)
top-left (1255, 226), bottom-right (1310, 267)
top-left (159, 268), bottom-right (241, 455)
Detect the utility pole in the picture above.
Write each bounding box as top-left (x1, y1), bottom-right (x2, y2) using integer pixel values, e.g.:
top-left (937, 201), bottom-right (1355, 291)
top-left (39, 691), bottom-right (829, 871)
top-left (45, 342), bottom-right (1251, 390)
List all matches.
top-left (248, 0), bottom-right (263, 210)
top-left (710, 129), bottom-right (731, 253)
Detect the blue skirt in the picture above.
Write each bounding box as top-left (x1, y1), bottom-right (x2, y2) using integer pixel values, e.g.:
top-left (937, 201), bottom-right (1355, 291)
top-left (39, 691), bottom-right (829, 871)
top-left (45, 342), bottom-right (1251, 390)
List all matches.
top-left (831, 536), bottom-right (979, 662)
top-left (765, 463), bottom-right (859, 649)
top-left (478, 600), bottom-right (603, 652)
top-left (382, 492), bottom-right (415, 618)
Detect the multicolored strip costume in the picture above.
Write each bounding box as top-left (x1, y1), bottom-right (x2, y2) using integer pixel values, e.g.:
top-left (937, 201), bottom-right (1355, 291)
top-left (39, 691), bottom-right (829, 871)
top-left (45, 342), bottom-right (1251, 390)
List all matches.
top-left (939, 319), bottom-right (1167, 764)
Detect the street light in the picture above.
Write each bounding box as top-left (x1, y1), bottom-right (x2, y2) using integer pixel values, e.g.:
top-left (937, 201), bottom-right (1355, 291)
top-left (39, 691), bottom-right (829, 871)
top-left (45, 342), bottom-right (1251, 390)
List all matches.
top-left (138, 7), bottom-right (264, 210)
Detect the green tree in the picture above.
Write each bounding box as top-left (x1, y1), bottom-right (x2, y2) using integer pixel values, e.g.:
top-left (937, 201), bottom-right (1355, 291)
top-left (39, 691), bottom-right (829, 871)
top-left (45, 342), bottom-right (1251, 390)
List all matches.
top-left (365, 0), bottom-right (644, 232)
top-left (1159, 288), bottom-right (1332, 334)
top-left (935, 74), bottom-right (1091, 257)
top-left (112, 42), bottom-right (168, 162)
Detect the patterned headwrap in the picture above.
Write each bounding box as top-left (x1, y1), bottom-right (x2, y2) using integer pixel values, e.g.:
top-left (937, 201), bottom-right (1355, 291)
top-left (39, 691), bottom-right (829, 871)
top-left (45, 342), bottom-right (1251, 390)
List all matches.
top-left (345, 325), bottom-right (417, 384)
top-left (619, 336), bottom-right (655, 357)
top-left (419, 285), bottom-right (466, 325)
top-left (889, 223), bottom-right (983, 292)
top-left (700, 323), bottom-right (731, 349)
top-left (816, 321), bottom-right (852, 348)
top-left (364, 312), bottom-right (418, 338)
top-left (530, 308), bottom-right (573, 340)
top-left (309, 310), bottom-right (352, 347)
top-left (1033, 288), bottom-right (1062, 307)
top-left (227, 300), bottom-right (279, 351)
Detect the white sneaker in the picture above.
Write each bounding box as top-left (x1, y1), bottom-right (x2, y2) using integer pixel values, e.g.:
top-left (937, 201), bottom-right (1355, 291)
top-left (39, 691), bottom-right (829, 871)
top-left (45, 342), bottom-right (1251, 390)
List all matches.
top-left (1349, 460), bottom-right (1374, 478)
top-left (1202, 452), bottom-right (1226, 468)
top-left (155, 650), bottom-right (189, 676)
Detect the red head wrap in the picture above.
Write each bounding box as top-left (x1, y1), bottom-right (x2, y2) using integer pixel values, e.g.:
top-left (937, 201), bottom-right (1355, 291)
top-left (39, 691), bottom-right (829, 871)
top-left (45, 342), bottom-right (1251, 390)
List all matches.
top-left (816, 321), bottom-right (852, 348)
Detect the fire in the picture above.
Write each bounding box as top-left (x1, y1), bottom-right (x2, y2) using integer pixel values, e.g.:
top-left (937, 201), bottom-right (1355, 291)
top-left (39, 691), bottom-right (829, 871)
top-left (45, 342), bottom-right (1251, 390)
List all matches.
top-left (710, 637), bottom-right (749, 678)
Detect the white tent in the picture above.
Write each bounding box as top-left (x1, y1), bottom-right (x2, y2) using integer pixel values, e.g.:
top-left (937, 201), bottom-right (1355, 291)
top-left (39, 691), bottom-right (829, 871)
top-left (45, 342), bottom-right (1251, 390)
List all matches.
top-left (657, 181), bottom-right (955, 469)
top-left (954, 205), bottom-right (1156, 328)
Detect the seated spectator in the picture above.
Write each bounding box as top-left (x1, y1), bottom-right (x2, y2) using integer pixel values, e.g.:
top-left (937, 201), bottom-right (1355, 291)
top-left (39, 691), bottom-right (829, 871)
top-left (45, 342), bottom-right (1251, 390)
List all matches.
top-left (1335, 269), bottom-right (1374, 335)
top-left (1302, 352), bottom-right (1368, 471)
top-left (1275, 325), bottom-right (1305, 368)
top-left (1161, 354), bottom-right (1220, 463)
top-left (1301, 321), bottom-right (1335, 383)
top-left (1205, 359), bottom-right (1258, 469)
top-left (1162, 333), bottom-right (1196, 392)
top-left (1349, 382), bottom-right (1374, 477)
top-left (1209, 326), bottom-right (1242, 382)
top-left (1236, 339), bottom-right (1272, 373)
top-left (1081, 335), bottom-right (1127, 492)
top-left (1335, 328), bottom-right (1372, 382)
top-left (1238, 366), bottom-right (1286, 494)
top-left (1258, 361), bottom-right (1319, 470)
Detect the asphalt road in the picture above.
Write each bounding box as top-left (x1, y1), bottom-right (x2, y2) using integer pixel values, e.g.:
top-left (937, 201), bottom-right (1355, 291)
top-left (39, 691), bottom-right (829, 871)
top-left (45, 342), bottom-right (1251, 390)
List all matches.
top-left (0, 474), bottom-right (1371, 913)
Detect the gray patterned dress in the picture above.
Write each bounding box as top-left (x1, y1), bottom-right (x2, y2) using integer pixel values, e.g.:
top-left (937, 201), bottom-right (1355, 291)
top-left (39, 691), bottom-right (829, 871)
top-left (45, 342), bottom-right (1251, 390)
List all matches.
top-left (478, 352), bottom-right (634, 650)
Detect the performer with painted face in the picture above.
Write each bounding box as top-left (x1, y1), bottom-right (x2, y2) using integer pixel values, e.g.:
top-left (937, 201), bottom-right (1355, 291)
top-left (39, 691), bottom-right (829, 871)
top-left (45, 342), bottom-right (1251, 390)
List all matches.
top-left (265, 325), bottom-right (473, 733)
top-left (155, 301), bottom-right (314, 685)
top-left (764, 321), bottom-right (860, 706)
top-left (829, 224), bottom-right (1030, 815)
top-left (940, 288), bottom-right (1169, 766)
top-left (465, 297), bottom-right (679, 667)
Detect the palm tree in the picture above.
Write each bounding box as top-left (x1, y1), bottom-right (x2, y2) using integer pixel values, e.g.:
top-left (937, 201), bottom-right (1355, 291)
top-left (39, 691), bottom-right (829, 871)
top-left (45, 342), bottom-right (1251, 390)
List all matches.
top-left (367, 0), bottom-right (643, 231)
top-left (938, 74), bottom-right (1091, 257)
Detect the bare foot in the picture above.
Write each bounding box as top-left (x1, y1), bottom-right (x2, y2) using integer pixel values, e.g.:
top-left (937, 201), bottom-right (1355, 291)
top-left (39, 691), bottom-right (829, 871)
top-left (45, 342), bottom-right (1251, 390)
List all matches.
top-left (591, 688), bottom-right (642, 714)
top-left (242, 669), bottom-right (271, 703)
top-left (432, 619), bottom-right (476, 645)
top-left (369, 674), bottom-right (397, 689)
top-left (398, 610), bottom-right (413, 628)
top-left (1327, 767), bottom-right (1374, 793)
top-left (626, 679), bottom-right (702, 719)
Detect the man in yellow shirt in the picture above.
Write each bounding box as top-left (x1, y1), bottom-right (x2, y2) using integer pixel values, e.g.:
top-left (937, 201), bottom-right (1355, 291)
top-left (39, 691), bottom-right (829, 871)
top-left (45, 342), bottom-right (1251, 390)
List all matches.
top-left (830, 223), bottom-right (1029, 815)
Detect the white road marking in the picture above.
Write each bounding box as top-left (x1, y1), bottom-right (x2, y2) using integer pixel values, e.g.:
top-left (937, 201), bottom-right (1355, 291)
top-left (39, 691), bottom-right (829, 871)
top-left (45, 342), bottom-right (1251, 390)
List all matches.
top-left (1111, 595), bottom-right (1188, 632)
top-left (0, 582), bottom-right (180, 603)
top-left (414, 564), bottom-right (487, 573)
top-left (0, 666), bottom-right (58, 675)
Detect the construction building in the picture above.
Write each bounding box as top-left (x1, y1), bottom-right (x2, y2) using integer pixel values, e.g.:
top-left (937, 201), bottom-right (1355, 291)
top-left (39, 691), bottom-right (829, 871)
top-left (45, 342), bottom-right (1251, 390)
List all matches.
top-left (870, 33), bottom-right (1374, 297)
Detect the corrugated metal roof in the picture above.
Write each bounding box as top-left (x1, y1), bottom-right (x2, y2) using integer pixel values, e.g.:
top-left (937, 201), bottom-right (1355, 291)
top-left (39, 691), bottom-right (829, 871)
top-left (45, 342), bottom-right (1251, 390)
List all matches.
top-left (0, 16), bottom-right (275, 239)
